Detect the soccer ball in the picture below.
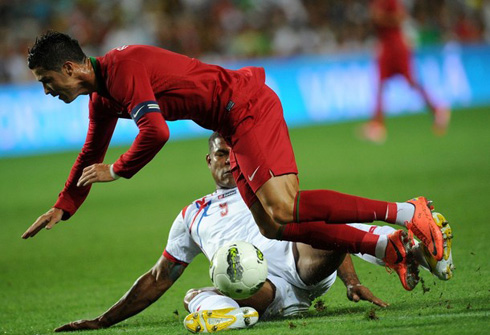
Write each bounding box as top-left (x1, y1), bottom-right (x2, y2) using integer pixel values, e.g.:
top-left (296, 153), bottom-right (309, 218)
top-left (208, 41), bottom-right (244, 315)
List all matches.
top-left (209, 241), bottom-right (268, 300)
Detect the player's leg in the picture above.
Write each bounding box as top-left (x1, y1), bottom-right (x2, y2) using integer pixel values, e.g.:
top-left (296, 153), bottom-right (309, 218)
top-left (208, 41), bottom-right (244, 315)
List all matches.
top-left (184, 285), bottom-right (274, 315)
top-left (348, 223), bottom-right (394, 266)
top-left (407, 77), bottom-right (450, 135)
top-left (229, 86), bottom-right (444, 261)
top-left (251, 196), bottom-right (422, 290)
top-left (254, 173), bottom-right (443, 261)
top-left (403, 52), bottom-right (450, 135)
top-left (183, 286), bottom-right (265, 333)
top-left (350, 219), bottom-right (454, 280)
top-left (255, 174), bottom-right (434, 248)
top-left (293, 243), bottom-right (345, 286)
top-left (255, 173), bottom-right (405, 225)
top-left (249, 186), bottom-right (419, 290)
top-left (374, 49), bottom-right (389, 125)
top-left (360, 51), bottom-right (387, 143)
top-left (374, 76), bottom-right (384, 124)
top-left (184, 288), bottom-right (238, 312)
top-left (249, 190), bottom-right (380, 258)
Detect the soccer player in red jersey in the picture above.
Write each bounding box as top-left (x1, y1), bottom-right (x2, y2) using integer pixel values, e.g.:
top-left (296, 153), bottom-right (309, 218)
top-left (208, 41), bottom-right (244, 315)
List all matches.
top-left (22, 31), bottom-right (448, 289)
top-left (361, 0), bottom-right (450, 143)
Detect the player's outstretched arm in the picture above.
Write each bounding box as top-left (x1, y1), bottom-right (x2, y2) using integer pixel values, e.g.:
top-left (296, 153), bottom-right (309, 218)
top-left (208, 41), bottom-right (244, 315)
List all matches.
top-left (337, 255), bottom-right (389, 308)
top-left (22, 208), bottom-right (64, 239)
top-left (54, 256), bottom-right (186, 332)
top-left (77, 163), bottom-right (115, 187)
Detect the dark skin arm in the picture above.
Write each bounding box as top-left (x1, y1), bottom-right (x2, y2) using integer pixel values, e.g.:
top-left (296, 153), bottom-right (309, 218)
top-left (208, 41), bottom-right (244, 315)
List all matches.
top-left (337, 254), bottom-right (389, 308)
top-left (54, 256), bottom-right (186, 332)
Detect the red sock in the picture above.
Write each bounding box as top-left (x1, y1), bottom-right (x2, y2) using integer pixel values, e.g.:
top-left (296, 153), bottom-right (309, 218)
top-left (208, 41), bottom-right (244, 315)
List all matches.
top-left (280, 222), bottom-right (379, 256)
top-left (294, 190), bottom-right (397, 224)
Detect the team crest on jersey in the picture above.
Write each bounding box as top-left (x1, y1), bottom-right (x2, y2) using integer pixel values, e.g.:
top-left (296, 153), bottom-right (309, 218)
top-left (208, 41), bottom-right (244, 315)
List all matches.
top-left (218, 189), bottom-right (237, 200)
top-left (115, 45), bottom-right (129, 51)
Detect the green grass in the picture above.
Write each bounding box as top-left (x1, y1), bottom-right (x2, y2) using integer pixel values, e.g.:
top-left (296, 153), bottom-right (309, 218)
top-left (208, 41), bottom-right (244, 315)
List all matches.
top-left (1, 106), bottom-right (489, 334)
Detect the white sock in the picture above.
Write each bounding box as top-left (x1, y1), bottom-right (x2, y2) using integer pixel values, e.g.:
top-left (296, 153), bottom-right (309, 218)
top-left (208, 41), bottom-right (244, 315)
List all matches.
top-left (375, 235), bottom-right (388, 259)
top-left (348, 223), bottom-right (433, 274)
top-left (348, 223), bottom-right (396, 236)
top-left (188, 291), bottom-right (239, 313)
top-left (394, 202), bottom-right (415, 227)
top-left (348, 223), bottom-right (395, 265)
top-left (412, 242), bottom-right (431, 272)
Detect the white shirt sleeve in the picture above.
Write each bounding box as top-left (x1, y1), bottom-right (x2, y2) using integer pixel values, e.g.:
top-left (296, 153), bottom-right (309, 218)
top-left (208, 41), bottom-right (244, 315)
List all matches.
top-left (164, 207), bottom-right (202, 264)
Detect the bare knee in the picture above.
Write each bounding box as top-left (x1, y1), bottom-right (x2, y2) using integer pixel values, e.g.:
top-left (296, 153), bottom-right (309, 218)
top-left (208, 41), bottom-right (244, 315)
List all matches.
top-left (267, 201), bottom-right (294, 225)
top-left (255, 174), bottom-right (298, 224)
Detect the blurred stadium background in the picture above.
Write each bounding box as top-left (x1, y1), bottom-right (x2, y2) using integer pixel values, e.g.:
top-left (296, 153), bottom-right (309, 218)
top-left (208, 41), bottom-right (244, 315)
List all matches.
top-left (1, 2), bottom-right (490, 334)
top-left (1, 0), bottom-right (487, 81)
top-left (1, 0), bottom-right (489, 157)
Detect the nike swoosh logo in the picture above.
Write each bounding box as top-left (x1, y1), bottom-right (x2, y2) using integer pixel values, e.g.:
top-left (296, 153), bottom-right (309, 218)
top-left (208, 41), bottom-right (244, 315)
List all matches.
top-left (133, 105), bottom-right (145, 119)
top-left (389, 239), bottom-right (404, 264)
top-left (248, 166), bottom-right (260, 182)
top-left (430, 229), bottom-right (438, 257)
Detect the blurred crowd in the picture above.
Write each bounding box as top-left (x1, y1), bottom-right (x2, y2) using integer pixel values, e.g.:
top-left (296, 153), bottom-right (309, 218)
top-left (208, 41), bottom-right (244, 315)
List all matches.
top-left (0, 0), bottom-right (487, 83)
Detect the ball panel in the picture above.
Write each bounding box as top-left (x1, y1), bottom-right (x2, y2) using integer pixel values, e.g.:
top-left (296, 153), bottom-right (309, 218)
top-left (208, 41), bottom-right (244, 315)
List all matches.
top-left (210, 241), bottom-right (268, 300)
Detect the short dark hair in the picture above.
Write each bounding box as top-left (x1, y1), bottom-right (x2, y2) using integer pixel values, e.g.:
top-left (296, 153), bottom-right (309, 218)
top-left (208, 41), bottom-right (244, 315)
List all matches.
top-left (208, 132), bottom-right (224, 153)
top-left (27, 31), bottom-right (87, 71)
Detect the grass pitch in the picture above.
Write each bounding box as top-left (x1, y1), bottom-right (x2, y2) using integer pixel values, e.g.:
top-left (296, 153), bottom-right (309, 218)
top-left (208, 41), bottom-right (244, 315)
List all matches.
top-left (1, 106), bottom-right (489, 334)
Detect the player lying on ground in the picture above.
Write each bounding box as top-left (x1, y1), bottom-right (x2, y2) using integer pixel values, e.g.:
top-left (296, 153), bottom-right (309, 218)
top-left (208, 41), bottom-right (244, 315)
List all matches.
top-left (55, 133), bottom-right (454, 333)
top-left (24, 31), bottom-right (447, 292)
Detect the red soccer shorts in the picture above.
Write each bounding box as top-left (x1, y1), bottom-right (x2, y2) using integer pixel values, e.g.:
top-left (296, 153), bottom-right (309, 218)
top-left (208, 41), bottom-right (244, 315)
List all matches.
top-left (227, 85), bottom-right (298, 207)
top-left (378, 40), bottom-right (414, 82)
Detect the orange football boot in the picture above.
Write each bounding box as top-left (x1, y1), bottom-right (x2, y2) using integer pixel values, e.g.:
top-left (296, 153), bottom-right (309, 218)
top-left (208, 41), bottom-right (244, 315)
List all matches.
top-left (383, 230), bottom-right (419, 291)
top-left (405, 197), bottom-right (444, 261)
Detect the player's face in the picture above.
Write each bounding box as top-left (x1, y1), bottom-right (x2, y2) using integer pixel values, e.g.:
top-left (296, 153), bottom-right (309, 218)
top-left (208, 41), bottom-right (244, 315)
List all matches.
top-left (31, 64), bottom-right (81, 103)
top-left (207, 137), bottom-right (236, 189)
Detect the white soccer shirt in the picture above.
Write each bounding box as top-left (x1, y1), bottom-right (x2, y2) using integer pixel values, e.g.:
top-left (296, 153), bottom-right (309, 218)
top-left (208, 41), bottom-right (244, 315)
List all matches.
top-left (164, 187), bottom-right (294, 279)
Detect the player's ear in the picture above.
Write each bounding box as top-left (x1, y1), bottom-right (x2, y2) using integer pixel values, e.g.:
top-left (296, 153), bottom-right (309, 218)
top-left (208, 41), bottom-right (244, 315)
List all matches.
top-left (206, 154), bottom-right (211, 167)
top-left (62, 61), bottom-right (75, 76)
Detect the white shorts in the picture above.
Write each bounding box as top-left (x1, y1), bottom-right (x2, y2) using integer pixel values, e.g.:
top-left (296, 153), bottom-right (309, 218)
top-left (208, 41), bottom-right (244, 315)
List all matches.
top-left (262, 271), bottom-right (337, 319)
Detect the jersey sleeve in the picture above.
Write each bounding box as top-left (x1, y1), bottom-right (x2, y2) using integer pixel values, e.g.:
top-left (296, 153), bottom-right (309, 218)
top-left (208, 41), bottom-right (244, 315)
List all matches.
top-left (164, 208), bottom-right (202, 264)
top-left (53, 94), bottom-right (117, 219)
top-left (106, 59), bottom-right (170, 179)
top-left (106, 59), bottom-right (159, 116)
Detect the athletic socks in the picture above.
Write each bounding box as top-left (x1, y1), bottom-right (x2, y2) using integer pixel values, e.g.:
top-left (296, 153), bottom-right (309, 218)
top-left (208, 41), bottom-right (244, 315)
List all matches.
top-left (188, 291), bottom-right (239, 313)
top-left (294, 190), bottom-right (392, 223)
top-left (374, 235), bottom-right (388, 260)
top-left (293, 190), bottom-right (415, 227)
top-left (393, 202), bottom-right (415, 227)
top-left (347, 223), bottom-right (433, 273)
top-left (280, 221), bottom-right (379, 256)
top-left (282, 190), bottom-right (420, 260)
top-left (347, 223), bottom-right (394, 261)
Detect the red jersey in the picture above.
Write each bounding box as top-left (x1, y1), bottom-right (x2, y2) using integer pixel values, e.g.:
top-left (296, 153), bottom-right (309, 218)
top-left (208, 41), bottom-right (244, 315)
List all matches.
top-left (54, 45), bottom-right (265, 218)
top-left (371, 0), bottom-right (405, 44)
top-left (371, 0), bottom-right (412, 80)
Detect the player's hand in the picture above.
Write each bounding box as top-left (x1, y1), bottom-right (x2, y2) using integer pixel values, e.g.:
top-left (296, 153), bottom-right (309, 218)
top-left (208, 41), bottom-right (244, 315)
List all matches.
top-left (22, 207), bottom-right (64, 239)
top-left (347, 284), bottom-right (389, 308)
top-left (54, 319), bottom-right (104, 332)
top-left (77, 163), bottom-right (115, 187)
